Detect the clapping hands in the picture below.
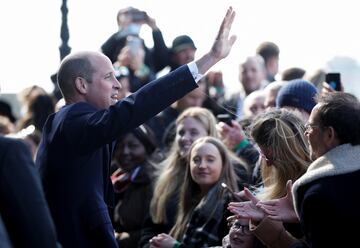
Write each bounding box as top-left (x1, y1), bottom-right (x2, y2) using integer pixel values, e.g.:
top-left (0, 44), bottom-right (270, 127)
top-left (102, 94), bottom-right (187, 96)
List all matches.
top-left (256, 180), bottom-right (299, 223)
top-left (228, 181), bottom-right (299, 224)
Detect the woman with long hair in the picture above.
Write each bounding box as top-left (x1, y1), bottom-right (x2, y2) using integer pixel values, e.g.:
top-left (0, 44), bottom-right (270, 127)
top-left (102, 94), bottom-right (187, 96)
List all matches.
top-left (140, 107), bottom-right (220, 247)
top-left (140, 107), bottom-right (248, 247)
top-left (228, 109), bottom-right (311, 247)
top-left (150, 137), bottom-right (240, 247)
top-left (251, 109), bottom-right (310, 200)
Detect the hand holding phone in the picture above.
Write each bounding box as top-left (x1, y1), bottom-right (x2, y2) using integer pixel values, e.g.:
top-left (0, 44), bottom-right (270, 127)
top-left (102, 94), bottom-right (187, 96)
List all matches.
top-left (126, 36), bottom-right (143, 55)
top-left (217, 114), bottom-right (233, 127)
top-left (131, 10), bottom-right (147, 22)
top-left (325, 73), bottom-right (342, 91)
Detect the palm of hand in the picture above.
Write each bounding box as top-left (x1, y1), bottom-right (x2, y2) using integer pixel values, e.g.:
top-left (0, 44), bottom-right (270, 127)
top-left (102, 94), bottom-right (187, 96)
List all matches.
top-left (228, 201), bottom-right (265, 222)
top-left (210, 7), bottom-right (236, 60)
top-left (257, 196), bottom-right (298, 223)
top-left (256, 180), bottom-right (299, 223)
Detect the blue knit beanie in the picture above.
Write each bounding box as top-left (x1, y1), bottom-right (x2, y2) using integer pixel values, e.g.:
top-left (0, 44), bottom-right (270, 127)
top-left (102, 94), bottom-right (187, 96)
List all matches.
top-left (276, 79), bottom-right (318, 113)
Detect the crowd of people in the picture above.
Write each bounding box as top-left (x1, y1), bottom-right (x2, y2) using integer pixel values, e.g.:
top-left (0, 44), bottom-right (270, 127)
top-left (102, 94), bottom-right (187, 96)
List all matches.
top-left (1, 5), bottom-right (360, 248)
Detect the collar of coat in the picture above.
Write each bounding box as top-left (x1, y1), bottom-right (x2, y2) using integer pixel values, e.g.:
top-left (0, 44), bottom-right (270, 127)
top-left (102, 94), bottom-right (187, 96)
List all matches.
top-left (292, 143), bottom-right (360, 217)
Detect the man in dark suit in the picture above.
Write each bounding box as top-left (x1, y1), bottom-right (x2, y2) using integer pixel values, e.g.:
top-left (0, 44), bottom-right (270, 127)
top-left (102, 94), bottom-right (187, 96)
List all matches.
top-left (36, 7), bottom-right (237, 248)
top-left (0, 136), bottom-right (58, 247)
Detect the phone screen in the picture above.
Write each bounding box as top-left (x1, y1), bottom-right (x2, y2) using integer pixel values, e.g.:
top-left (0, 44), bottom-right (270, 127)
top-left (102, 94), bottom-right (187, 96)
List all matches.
top-left (325, 73), bottom-right (341, 91)
top-left (126, 36), bottom-right (142, 54)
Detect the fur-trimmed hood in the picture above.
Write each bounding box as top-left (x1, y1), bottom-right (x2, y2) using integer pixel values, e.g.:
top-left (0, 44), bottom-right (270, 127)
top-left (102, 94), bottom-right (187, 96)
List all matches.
top-left (292, 144), bottom-right (360, 217)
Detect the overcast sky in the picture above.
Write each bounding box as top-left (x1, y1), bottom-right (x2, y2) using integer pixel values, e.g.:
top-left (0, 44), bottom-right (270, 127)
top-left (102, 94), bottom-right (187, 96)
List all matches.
top-left (1, 0), bottom-right (359, 96)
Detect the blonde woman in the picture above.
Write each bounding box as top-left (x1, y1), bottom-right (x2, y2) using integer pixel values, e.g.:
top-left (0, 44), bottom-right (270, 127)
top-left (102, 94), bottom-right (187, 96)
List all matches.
top-left (139, 107), bottom-right (220, 247)
top-left (140, 107), bottom-right (248, 247)
top-left (228, 109), bottom-right (311, 247)
top-left (150, 137), bottom-right (241, 247)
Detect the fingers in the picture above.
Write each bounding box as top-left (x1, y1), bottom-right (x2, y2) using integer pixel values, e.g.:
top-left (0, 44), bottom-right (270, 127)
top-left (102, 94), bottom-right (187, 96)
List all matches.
top-left (256, 199), bottom-right (277, 207)
top-left (228, 200), bottom-right (254, 210)
top-left (228, 206), bottom-right (250, 218)
top-left (244, 187), bottom-right (259, 204)
top-left (227, 215), bottom-right (237, 223)
top-left (266, 215), bottom-right (282, 221)
top-left (234, 191), bottom-right (246, 201)
top-left (218, 121), bottom-right (232, 131)
top-left (257, 204), bottom-right (276, 215)
top-left (229, 35), bottom-right (237, 47)
top-left (218, 7), bottom-right (235, 40)
top-left (224, 7), bottom-right (235, 36)
top-left (286, 180), bottom-right (293, 195)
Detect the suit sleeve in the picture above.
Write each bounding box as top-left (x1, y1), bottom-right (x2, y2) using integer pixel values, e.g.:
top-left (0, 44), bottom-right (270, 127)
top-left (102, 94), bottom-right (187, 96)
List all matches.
top-left (0, 138), bottom-right (58, 248)
top-left (65, 65), bottom-right (197, 150)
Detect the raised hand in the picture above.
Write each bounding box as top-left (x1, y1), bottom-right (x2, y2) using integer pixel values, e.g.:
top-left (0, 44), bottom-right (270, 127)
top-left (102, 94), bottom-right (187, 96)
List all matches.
top-left (196, 7), bottom-right (237, 75)
top-left (256, 180), bottom-right (299, 223)
top-left (217, 120), bottom-right (246, 150)
top-left (210, 7), bottom-right (237, 61)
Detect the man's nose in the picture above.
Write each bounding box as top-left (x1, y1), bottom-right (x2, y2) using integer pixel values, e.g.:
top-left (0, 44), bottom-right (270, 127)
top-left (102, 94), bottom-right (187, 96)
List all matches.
top-left (114, 78), bottom-right (122, 89)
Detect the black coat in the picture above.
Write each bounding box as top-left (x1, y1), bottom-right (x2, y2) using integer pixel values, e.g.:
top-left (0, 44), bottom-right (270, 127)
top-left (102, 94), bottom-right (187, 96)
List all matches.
top-left (36, 65), bottom-right (197, 248)
top-left (0, 137), bottom-right (58, 247)
top-left (292, 144), bottom-right (360, 248)
top-left (112, 163), bottom-right (156, 248)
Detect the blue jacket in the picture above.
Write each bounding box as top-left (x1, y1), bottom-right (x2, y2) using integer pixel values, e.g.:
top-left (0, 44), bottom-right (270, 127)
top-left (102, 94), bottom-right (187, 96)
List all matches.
top-left (36, 65), bottom-right (197, 248)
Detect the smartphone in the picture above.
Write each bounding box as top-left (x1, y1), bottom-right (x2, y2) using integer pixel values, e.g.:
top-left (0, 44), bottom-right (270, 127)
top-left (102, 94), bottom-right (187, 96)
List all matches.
top-left (126, 36), bottom-right (143, 55)
top-left (325, 73), bottom-right (341, 91)
top-left (131, 11), bottom-right (146, 22)
top-left (217, 114), bottom-right (233, 127)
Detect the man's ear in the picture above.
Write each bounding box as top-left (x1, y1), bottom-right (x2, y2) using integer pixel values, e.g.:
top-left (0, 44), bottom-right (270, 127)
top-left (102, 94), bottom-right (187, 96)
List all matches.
top-left (74, 77), bottom-right (88, 95)
top-left (324, 126), bottom-right (340, 149)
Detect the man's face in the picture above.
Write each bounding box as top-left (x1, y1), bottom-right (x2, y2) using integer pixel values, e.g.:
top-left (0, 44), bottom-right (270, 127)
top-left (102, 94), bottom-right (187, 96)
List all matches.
top-left (264, 88), bottom-right (278, 109)
top-left (266, 56), bottom-right (279, 77)
top-left (239, 58), bottom-right (265, 95)
top-left (305, 105), bottom-right (328, 160)
top-left (172, 47), bottom-right (196, 66)
top-left (85, 54), bottom-right (121, 109)
top-left (243, 94), bottom-right (265, 118)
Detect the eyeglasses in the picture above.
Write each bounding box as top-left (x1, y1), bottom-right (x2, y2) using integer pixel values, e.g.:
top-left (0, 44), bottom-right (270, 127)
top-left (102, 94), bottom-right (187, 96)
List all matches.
top-left (231, 221), bottom-right (252, 235)
top-left (304, 123), bottom-right (321, 132)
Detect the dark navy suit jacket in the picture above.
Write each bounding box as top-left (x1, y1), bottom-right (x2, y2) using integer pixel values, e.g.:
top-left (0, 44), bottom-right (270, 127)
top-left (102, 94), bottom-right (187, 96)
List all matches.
top-left (36, 65), bottom-right (197, 248)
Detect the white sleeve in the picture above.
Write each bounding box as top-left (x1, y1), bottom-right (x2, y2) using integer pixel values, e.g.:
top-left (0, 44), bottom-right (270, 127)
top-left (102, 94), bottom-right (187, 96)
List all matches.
top-left (187, 61), bottom-right (204, 83)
